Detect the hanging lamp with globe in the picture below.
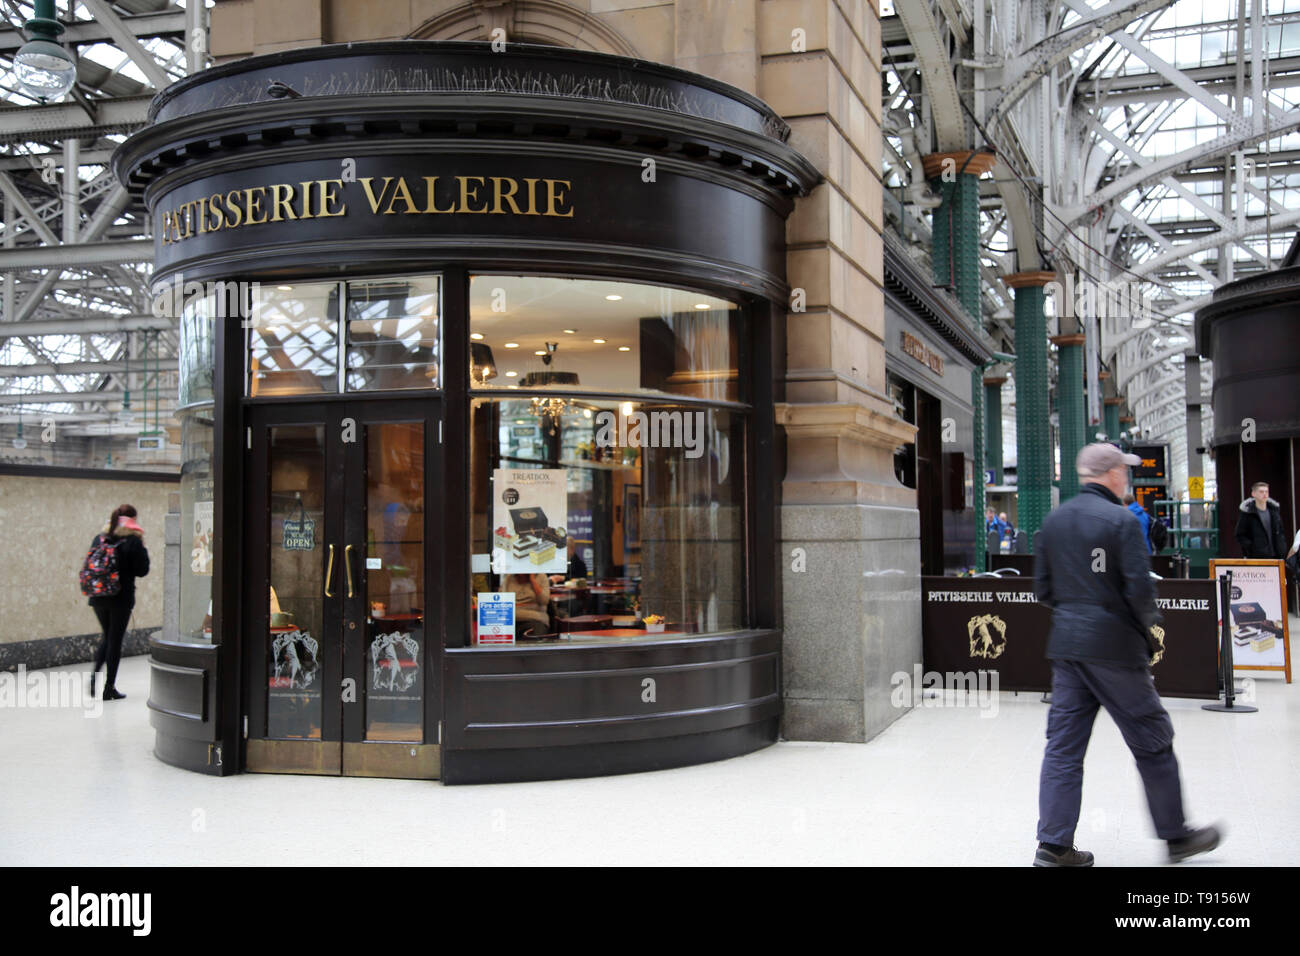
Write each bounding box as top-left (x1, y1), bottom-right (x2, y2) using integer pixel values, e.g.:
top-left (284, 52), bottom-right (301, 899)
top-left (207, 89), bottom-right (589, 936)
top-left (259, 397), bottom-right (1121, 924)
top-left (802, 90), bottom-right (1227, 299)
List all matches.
top-left (13, 0), bottom-right (77, 102)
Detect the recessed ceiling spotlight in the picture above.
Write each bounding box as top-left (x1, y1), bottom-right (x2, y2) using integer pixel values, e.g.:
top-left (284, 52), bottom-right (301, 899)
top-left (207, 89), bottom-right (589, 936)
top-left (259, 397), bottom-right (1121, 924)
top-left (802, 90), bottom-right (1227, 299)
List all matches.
top-left (563, 329), bottom-right (576, 334)
top-left (593, 338), bottom-right (606, 344)
top-left (504, 342), bottom-right (519, 348)
top-left (276, 285), bottom-right (293, 292)
top-left (694, 303), bottom-right (710, 310)
top-left (505, 370), bottom-right (518, 377)
top-left (534, 350), bottom-right (546, 356)
top-left (618, 346), bottom-right (630, 351)
top-left (470, 332), bottom-right (484, 340)
top-left (605, 294), bottom-right (622, 301)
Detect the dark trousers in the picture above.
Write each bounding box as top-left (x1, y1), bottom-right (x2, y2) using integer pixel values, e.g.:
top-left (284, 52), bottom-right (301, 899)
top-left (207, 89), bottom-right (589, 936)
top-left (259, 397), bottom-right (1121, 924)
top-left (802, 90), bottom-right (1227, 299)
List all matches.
top-left (1037, 659), bottom-right (1188, 844)
top-left (91, 598), bottom-right (133, 689)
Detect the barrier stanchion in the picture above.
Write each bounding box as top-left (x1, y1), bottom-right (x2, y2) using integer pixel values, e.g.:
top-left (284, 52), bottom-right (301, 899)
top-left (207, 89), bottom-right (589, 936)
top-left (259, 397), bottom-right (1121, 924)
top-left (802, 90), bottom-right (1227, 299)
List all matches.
top-left (1203, 570), bottom-right (1258, 713)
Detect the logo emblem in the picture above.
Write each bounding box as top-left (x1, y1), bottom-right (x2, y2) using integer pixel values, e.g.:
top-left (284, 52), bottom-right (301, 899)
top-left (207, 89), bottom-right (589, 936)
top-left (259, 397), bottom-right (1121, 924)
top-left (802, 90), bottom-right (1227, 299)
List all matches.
top-left (370, 631), bottom-right (420, 692)
top-left (967, 614), bottom-right (1007, 659)
top-left (1148, 624), bottom-right (1166, 665)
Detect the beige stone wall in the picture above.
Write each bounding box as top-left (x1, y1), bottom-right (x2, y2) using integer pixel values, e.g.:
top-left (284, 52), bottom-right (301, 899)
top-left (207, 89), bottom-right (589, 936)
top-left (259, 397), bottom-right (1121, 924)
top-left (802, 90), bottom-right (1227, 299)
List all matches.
top-left (0, 475), bottom-right (175, 643)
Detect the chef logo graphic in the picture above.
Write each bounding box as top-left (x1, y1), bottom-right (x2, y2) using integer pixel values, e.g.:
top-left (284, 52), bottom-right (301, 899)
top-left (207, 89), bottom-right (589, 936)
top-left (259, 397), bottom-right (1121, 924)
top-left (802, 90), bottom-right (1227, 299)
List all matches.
top-left (967, 613), bottom-right (1007, 659)
top-left (1148, 624), bottom-right (1166, 665)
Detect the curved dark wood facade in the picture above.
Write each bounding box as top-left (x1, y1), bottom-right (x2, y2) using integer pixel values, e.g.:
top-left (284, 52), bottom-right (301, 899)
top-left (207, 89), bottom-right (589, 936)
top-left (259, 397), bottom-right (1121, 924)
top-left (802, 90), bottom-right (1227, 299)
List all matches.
top-left (115, 40), bottom-right (818, 784)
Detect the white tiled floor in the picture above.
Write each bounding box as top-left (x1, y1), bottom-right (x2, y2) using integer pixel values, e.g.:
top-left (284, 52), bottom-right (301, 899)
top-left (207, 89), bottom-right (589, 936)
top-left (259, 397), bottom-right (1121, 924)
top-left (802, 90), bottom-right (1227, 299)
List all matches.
top-left (1, 647), bottom-right (1295, 866)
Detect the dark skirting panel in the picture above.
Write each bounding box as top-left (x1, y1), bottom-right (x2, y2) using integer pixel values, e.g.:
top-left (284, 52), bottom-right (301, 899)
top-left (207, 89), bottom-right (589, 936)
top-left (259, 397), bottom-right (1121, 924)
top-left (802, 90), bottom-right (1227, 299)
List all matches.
top-left (442, 630), bottom-right (781, 784)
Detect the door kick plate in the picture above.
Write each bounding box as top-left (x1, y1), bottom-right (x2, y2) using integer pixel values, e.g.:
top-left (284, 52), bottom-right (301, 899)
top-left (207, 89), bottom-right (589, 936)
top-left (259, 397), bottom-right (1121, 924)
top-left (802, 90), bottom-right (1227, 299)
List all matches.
top-left (343, 742), bottom-right (440, 779)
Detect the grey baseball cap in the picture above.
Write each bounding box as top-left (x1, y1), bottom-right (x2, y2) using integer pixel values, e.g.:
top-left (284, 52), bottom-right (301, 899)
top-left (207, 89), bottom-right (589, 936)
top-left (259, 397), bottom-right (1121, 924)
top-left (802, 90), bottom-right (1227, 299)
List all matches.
top-left (1077, 442), bottom-right (1141, 477)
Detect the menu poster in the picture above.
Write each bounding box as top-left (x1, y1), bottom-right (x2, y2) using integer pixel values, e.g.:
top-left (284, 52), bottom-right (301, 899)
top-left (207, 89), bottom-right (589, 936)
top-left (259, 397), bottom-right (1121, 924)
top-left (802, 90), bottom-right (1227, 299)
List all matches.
top-left (1209, 559), bottom-right (1292, 682)
top-left (191, 500), bottom-right (214, 575)
top-left (492, 468), bottom-right (567, 574)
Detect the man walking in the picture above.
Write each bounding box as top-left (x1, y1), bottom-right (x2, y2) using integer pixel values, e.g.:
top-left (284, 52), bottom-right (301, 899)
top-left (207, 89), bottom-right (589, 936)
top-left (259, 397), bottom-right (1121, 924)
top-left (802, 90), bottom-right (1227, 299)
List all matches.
top-left (1234, 481), bottom-right (1286, 559)
top-left (1033, 443), bottom-right (1222, 866)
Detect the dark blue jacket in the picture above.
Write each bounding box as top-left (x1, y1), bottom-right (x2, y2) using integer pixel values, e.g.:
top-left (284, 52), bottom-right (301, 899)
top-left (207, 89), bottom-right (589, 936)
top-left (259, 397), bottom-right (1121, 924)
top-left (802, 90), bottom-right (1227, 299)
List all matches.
top-left (1034, 482), bottom-right (1161, 668)
top-left (1127, 500), bottom-right (1154, 554)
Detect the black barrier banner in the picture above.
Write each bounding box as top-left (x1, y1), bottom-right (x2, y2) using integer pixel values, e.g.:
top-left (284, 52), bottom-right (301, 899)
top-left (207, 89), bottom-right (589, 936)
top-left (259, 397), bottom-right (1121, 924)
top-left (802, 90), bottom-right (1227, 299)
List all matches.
top-left (922, 577), bottom-right (1218, 698)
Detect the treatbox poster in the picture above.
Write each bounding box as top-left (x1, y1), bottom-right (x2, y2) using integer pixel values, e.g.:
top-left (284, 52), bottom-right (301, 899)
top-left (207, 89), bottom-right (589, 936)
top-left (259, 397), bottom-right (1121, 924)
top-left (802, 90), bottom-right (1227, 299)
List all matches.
top-left (1210, 559), bottom-right (1292, 678)
top-left (492, 468), bottom-right (568, 574)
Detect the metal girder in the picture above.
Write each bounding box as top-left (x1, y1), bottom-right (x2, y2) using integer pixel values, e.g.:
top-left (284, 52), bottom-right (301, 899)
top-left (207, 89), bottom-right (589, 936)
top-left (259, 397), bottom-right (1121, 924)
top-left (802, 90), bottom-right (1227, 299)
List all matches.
top-left (77, 0), bottom-right (176, 89)
top-left (0, 10), bottom-right (186, 54)
top-left (0, 315), bottom-right (169, 338)
top-left (1125, 207), bottom-right (1300, 278)
top-left (0, 358), bottom-right (178, 377)
top-left (0, 238), bottom-right (151, 272)
top-left (988, 0), bottom-right (1177, 130)
top-left (1127, 370), bottom-right (1184, 406)
top-left (0, 96), bottom-right (151, 143)
top-left (895, 0), bottom-right (967, 151)
top-left (1060, 110), bottom-right (1300, 223)
top-left (1116, 344), bottom-right (1188, 390)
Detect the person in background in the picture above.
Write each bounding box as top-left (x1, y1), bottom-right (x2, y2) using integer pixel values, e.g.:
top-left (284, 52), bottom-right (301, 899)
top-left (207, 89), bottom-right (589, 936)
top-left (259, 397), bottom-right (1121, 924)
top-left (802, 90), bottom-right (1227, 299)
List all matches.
top-left (998, 512), bottom-right (1015, 546)
top-left (508, 573), bottom-right (552, 638)
top-left (1123, 492), bottom-right (1154, 554)
top-left (88, 504), bottom-right (150, 700)
top-left (1032, 444), bottom-right (1221, 866)
top-left (1234, 481), bottom-right (1286, 560)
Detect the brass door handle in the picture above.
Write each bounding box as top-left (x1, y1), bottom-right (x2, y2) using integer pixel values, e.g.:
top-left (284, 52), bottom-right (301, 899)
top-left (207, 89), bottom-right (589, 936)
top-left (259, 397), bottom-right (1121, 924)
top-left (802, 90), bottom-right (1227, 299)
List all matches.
top-left (325, 544), bottom-right (336, 597)
top-left (344, 544), bottom-right (355, 598)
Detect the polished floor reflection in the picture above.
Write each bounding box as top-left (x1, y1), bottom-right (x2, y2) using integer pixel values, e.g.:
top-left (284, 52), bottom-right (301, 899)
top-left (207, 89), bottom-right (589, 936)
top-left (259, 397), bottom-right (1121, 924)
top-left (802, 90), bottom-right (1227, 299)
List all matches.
top-left (4, 652), bottom-right (1291, 865)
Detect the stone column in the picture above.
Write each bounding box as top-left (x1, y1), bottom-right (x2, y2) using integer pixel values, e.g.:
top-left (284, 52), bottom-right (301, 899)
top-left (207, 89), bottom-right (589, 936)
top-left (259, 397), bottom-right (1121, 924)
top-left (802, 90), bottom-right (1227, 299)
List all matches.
top-left (924, 149), bottom-right (997, 569)
top-left (763, 0), bottom-right (920, 743)
top-left (1003, 271), bottom-right (1056, 543)
top-left (984, 375), bottom-right (1006, 484)
top-left (1052, 333), bottom-right (1086, 500)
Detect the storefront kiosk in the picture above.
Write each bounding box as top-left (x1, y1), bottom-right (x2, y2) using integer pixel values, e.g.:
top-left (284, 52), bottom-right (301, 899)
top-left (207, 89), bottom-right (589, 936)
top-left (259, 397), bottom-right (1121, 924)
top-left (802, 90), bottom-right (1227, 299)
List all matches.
top-left (115, 41), bottom-right (818, 783)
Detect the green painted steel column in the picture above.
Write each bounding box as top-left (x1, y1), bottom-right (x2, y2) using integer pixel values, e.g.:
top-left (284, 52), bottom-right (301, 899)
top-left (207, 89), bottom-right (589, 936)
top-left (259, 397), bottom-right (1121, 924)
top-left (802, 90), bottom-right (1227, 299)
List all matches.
top-left (984, 376), bottom-right (1005, 484)
top-left (1005, 271), bottom-right (1056, 545)
top-left (1104, 398), bottom-right (1121, 441)
top-left (927, 150), bottom-right (995, 570)
top-left (1053, 334), bottom-right (1086, 501)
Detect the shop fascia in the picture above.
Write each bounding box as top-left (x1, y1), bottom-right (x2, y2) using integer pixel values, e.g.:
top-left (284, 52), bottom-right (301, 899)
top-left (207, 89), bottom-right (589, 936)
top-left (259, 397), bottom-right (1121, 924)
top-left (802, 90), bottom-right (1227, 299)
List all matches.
top-left (158, 172), bottom-right (576, 245)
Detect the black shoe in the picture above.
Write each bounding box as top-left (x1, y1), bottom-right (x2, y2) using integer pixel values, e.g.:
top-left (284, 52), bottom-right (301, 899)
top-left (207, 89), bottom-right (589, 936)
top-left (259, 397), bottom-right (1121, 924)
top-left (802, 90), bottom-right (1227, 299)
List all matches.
top-left (1168, 824), bottom-right (1223, 863)
top-left (1033, 842), bottom-right (1094, 867)
top-left (101, 687), bottom-right (126, 701)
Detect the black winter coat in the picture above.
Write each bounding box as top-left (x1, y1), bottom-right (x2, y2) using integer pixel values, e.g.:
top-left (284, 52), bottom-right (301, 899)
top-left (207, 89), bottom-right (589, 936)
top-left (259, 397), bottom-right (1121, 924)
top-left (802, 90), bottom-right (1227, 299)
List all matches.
top-left (1233, 498), bottom-right (1286, 559)
top-left (87, 525), bottom-right (150, 605)
top-left (1034, 482), bottom-right (1161, 668)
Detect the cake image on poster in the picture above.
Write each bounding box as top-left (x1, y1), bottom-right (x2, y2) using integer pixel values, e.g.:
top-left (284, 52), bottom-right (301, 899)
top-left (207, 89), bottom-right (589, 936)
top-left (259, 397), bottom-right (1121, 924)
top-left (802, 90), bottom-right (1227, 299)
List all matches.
top-left (492, 468), bottom-right (568, 574)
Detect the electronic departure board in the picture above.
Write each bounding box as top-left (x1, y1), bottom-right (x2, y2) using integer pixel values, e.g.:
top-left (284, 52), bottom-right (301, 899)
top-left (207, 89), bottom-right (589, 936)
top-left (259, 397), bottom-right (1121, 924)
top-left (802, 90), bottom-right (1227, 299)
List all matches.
top-left (1130, 444), bottom-right (1167, 480)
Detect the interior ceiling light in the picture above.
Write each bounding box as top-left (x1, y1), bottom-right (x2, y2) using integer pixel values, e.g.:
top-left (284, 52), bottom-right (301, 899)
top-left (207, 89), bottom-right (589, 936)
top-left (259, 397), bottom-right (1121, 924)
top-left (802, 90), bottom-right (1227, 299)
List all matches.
top-left (605, 295), bottom-right (622, 301)
top-left (470, 332), bottom-right (484, 340)
top-left (563, 329), bottom-right (576, 334)
top-left (12, 0), bottom-right (77, 102)
top-left (593, 338), bottom-right (606, 344)
top-left (618, 346), bottom-right (630, 351)
top-left (694, 303), bottom-right (710, 310)
top-left (504, 342), bottom-right (519, 348)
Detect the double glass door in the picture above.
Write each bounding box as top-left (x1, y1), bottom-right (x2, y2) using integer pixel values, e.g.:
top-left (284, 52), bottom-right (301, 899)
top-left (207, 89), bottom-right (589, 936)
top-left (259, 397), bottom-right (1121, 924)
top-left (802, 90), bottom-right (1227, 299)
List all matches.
top-left (243, 399), bottom-right (440, 777)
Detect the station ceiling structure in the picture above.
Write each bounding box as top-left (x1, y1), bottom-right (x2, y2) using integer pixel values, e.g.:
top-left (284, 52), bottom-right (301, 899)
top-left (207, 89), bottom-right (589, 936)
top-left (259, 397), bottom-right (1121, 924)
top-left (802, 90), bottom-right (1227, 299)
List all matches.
top-left (0, 0), bottom-right (1296, 484)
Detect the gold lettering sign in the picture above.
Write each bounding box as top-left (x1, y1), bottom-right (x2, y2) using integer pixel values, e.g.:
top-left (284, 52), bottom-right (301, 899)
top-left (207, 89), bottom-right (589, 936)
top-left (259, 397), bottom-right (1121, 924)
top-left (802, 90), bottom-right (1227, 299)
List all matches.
top-left (160, 174), bottom-right (575, 246)
top-left (901, 331), bottom-right (944, 376)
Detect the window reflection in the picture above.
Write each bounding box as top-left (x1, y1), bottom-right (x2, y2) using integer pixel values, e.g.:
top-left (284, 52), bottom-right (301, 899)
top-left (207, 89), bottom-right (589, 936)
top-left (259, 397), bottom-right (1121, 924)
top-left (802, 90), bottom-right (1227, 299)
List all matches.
top-left (469, 276), bottom-right (740, 401)
top-left (346, 276), bottom-right (441, 391)
top-left (248, 282), bottom-right (340, 396)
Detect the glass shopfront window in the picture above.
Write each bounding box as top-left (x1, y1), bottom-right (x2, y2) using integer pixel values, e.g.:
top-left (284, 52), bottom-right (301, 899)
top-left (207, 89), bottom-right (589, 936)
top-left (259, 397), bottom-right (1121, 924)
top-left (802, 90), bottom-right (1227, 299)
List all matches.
top-left (468, 275), bottom-right (741, 401)
top-left (469, 276), bottom-right (748, 647)
top-left (248, 276), bottom-right (441, 396)
top-left (178, 294), bottom-right (215, 643)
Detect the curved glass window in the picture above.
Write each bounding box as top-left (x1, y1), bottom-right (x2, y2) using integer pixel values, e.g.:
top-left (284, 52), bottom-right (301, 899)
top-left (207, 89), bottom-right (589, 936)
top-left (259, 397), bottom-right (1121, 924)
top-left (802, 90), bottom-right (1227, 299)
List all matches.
top-left (468, 275), bottom-right (749, 648)
top-left (469, 275), bottom-right (741, 402)
top-left (177, 293), bottom-right (215, 643)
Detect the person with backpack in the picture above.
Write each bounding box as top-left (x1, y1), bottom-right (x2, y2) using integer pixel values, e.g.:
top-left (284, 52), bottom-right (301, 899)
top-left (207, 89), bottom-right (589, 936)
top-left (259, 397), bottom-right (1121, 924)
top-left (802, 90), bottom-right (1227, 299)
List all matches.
top-left (1123, 493), bottom-right (1153, 554)
top-left (81, 504), bottom-right (150, 700)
